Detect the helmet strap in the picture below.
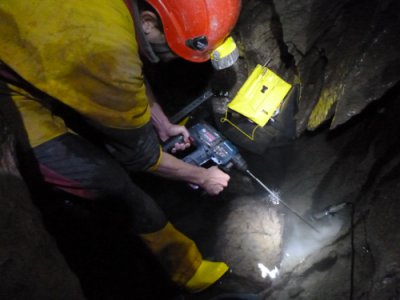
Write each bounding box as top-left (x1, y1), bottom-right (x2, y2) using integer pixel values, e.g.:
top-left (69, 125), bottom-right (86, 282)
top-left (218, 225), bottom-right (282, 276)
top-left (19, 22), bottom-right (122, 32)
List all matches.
top-left (131, 0), bottom-right (160, 63)
top-left (150, 42), bottom-right (177, 61)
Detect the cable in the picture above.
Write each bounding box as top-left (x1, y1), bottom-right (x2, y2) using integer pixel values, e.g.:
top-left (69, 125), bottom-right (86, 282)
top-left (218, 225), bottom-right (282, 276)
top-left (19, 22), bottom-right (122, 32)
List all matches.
top-left (349, 202), bottom-right (355, 300)
top-left (348, 202), bottom-right (374, 300)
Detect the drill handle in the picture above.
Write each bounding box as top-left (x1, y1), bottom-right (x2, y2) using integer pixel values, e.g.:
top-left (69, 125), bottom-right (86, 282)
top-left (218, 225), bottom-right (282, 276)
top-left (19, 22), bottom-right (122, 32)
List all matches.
top-left (162, 134), bottom-right (185, 153)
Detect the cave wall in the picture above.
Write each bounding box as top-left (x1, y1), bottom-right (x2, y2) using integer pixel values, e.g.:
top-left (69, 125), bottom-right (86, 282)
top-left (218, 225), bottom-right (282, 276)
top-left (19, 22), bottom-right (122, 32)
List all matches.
top-left (231, 1), bottom-right (400, 298)
top-left (236, 0), bottom-right (400, 134)
top-left (0, 99), bottom-right (86, 299)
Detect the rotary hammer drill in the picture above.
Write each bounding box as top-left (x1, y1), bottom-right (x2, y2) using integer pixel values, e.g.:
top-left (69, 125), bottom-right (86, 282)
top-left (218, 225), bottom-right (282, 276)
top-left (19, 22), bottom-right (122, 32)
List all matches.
top-left (162, 122), bottom-right (248, 172)
top-left (163, 122), bottom-right (320, 232)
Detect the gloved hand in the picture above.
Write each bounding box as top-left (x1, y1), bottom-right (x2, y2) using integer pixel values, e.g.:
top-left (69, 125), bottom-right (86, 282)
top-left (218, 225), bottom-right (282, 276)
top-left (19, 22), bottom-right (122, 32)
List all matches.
top-left (200, 166), bottom-right (230, 195)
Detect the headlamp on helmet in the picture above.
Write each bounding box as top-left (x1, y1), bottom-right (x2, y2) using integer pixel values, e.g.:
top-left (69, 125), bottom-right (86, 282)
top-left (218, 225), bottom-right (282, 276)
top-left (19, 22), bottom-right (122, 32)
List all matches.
top-left (210, 37), bottom-right (239, 70)
top-left (146, 0), bottom-right (242, 69)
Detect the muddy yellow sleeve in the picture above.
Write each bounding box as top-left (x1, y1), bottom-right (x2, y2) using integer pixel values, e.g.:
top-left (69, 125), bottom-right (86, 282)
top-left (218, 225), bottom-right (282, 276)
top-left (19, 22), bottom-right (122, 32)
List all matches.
top-left (5, 85), bottom-right (69, 148)
top-left (0, 0), bottom-right (150, 129)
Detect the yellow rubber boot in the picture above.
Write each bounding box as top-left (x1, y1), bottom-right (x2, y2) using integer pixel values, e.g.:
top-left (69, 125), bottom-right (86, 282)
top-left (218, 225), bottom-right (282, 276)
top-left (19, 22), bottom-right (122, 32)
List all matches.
top-left (185, 260), bottom-right (229, 293)
top-left (139, 222), bottom-right (229, 293)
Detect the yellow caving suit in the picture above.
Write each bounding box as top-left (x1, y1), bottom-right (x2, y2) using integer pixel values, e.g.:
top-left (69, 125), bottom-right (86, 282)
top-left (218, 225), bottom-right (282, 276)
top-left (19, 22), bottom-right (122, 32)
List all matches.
top-left (0, 0), bottom-right (227, 292)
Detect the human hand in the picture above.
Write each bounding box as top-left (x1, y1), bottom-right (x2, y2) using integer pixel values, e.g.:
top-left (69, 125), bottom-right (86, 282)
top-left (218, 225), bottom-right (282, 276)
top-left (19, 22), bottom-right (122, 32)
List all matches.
top-left (200, 166), bottom-right (230, 195)
top-left (159, 124), bottom-right (191, 153)
top-left (150, 99), bottom-right (191, 151)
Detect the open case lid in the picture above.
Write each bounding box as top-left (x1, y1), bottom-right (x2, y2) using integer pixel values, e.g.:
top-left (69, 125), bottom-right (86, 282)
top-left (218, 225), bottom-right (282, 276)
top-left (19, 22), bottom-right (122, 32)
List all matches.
top-left (228, 64), bottom-right (292, 127)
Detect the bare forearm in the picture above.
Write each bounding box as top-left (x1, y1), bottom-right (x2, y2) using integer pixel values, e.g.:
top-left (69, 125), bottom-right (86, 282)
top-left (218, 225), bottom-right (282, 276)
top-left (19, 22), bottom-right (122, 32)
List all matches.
top-left (147, 85), bottom-right (189, 143)
top-left (152, 152), bottom-right (207, 186)
top-left (150, 101), bottom-right (171, 137)
top-left (151, 152), bottom-right (230, 195)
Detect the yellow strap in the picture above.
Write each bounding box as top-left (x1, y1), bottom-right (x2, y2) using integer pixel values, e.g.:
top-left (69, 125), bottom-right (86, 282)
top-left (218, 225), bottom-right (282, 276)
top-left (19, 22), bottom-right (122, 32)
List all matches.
top-left (220, 110), bottom-right (259, 141)
top-left (178, 116), bottom-right (191, 126)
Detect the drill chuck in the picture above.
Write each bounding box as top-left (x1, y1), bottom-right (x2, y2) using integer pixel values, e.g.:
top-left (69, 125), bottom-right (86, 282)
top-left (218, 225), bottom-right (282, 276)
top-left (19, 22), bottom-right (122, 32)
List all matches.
top-left (232, 154), bottom-right (248, 172)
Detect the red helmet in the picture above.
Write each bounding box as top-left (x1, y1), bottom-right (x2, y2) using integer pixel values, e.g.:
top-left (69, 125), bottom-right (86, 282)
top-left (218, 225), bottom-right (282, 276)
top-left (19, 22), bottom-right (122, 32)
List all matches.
top-left (146, 0), bottom-right (241, 66)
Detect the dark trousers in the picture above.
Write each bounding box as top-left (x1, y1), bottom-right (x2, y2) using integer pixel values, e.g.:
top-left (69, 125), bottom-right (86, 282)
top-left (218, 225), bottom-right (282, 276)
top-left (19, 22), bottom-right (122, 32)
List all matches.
top-left (33, 133), bottom-right (167, 234)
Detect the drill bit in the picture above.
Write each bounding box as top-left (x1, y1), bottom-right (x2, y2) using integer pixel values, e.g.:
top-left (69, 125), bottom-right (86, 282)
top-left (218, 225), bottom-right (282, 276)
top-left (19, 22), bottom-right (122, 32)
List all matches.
top-left (246, 170), bottom-right (320, 233)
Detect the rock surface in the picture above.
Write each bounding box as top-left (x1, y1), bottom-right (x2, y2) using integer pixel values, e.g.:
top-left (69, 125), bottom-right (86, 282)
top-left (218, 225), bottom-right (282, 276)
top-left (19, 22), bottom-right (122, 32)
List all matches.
top-left (275, 0), bottom-right (399, 131)
top-left (0, 103), bottom-right (86, 300)
top-left (230, 0), bottom-right (400, 135)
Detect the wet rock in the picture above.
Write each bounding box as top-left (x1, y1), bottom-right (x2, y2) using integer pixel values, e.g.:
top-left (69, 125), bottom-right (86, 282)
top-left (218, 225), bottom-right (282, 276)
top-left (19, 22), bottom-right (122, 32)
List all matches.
top-left (273, 0), bottom-right (400, 131)
top-left (236, 0), bottom-right (281, 70)
top-left (230, 0), bottom-right (400, 135)
top-left (214, 197), bottom-right (283, 291)
top-left (288, 286), bottom-right (303, 298)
